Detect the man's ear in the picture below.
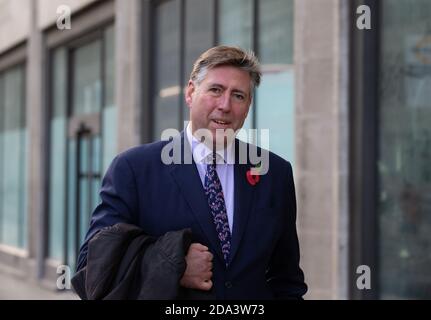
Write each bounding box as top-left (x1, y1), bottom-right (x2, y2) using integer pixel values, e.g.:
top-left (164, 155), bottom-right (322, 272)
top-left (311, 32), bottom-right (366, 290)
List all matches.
top-left (185, 80), bottom-right (195, 108)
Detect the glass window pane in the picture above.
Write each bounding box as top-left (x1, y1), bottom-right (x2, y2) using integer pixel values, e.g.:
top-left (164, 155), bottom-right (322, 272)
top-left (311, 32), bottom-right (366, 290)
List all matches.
top-left (256, 69), bottom-right (295, 162)
top-left (218, 0), bottom-right (253, 50)
top-left (67, 139), bottom-right (77, 269)
top-left (92, 136), bottom-right (101, 174)
top-left (259, 0), bottom-right (293, 65)
top-left (183, 0), bottom-right (214, 122)
top-left (256, 0), bottom-right (295, 163)
top-left (0, 65), bottom-right (26, 248)
top-left (79, 177), bottom-right (89, 246)
top-left (218, 0), bottom-right (254, 137)
top-left (103, 26), bottom-right (117, 174)
top-left (20, 126), bottom-right (28, 249)
top-left (154, 0), bottom-right (181, 139)
top-left (378, 0), bottom-right (431, 299)
top-left (72, 40), bottom-right (102, 116)
top-left (104, 26), bottom-right (115, 109)
top-left (49, 26), bottom-right (114, 263)
top-left (184, 0), bottom-right (214, 79)
top-left (103, 106), bottom-right (117, 174)
top-left (52, 48), bottom-right (67, 118)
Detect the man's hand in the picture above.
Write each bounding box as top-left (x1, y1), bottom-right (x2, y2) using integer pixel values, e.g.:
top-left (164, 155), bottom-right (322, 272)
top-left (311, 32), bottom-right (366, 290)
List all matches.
top-left (180, 243), bottom-right (213, 291)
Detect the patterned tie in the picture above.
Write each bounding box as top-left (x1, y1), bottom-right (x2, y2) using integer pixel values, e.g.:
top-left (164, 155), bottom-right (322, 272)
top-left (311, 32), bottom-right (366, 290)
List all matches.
top-left (204, 152), bottom-right (231, 266)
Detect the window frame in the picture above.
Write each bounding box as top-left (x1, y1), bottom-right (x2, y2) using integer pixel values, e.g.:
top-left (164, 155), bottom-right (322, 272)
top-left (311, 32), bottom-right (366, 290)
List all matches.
top-left (349, 0), bottom-right (381, 300)
top-left (0, 44), bottom-right (27, 250)
top-left (45, 0), bottom-right (115, 266)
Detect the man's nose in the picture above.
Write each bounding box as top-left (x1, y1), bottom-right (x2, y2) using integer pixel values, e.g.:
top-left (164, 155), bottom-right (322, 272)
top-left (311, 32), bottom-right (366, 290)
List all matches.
top-left (217, 93), bottom-right (232, 112)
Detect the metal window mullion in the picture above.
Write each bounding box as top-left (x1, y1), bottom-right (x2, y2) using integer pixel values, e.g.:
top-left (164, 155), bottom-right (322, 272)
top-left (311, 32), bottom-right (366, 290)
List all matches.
top-left (87, 136), bottom-right (93, 237)
top-left (213, 0), bottom-right (219, 45)
top-left (74, 133), bottom-right (82, 266)
top-left (252, 0), bottom-right (259, 136)
top-left (18, 65), bottom-right (25, 248)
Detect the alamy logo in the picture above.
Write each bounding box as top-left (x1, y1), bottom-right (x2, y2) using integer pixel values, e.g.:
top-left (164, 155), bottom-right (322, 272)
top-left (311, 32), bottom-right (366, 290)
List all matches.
top-left (356, 265), bottom-right (371, 290)
top-left (56, 265), bottom-right (71, 290)
top-left (56, 5), bottom-right (72, 30)
top-left (356, 5), bottom-right (371, 30)
top-left (160, 122), bottom-right (270, 175)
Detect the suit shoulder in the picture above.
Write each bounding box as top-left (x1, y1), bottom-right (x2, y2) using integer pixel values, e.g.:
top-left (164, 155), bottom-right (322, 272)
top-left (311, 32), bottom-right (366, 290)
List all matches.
top-left (268, 150), bottom-right (293, 171)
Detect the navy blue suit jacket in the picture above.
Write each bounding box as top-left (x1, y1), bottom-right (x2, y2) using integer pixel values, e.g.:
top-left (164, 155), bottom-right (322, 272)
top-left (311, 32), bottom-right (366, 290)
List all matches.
top-left (77, 132), bottom-right (307, 299)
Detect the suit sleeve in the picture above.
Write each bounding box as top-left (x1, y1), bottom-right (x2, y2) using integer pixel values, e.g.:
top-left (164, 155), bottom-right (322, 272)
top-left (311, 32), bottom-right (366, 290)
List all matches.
top-left (76, 154), bottom-right (140, 271)
top-left (266, 162), bottom-right (308, 299)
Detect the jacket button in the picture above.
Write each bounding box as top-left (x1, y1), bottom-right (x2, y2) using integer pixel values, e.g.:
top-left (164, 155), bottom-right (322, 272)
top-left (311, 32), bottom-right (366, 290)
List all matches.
top-left (225, 281), bottom-right (233, 289)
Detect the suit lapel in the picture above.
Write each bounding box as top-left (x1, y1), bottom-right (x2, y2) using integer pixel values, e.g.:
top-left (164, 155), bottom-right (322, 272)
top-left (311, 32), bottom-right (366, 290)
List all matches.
top-left (169, 132), bottom-right (224, 263)
top-left (229, 140), bottom-right (255, 265)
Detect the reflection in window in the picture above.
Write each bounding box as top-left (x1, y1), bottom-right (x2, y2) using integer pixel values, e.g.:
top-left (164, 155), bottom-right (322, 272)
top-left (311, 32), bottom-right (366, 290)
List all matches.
top-left (256, 0), bottom-right (294, 163)
top-left (0, 65), bottom-right (27, 249)
top-left (72, 40), bottom-right (102, 116)
top-left (102, 26), bottom-right (117, 174)
top-left (183, 0), bottom-right (214, 121)
top-left (48, 26), bottom-right (116, 266)
top-left (218, 0), bottom-right (253, 50)
top-left (218, 0), bottom-right (254, 132)
top-left (378, 0), bottom-right (431, 299)
top-left (153, 0), bottom-right (181, 139)
top-left (153, 0), bottom-right (214, 139)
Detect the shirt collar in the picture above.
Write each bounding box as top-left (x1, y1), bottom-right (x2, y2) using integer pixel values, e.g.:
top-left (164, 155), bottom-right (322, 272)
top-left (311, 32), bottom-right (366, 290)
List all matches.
top-left (186, 122), bottom-right (235, 165)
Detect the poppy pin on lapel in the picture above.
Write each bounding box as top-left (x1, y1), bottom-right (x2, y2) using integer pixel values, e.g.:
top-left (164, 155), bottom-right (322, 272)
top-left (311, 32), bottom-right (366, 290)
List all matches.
top-left (246, 163), bottom-right (261, 186)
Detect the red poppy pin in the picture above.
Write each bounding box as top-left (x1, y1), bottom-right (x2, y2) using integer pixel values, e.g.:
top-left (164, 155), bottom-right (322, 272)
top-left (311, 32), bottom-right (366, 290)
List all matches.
top-left (246, 163), bottom-right (261, 186)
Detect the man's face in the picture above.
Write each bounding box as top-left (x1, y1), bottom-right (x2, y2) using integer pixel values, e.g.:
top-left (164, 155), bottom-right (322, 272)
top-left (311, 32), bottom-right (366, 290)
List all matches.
top-left (185, 65), bottom-right (252, 147)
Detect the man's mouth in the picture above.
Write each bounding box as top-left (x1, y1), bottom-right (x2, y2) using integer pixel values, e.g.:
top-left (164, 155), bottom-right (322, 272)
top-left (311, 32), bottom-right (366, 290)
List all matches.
top-left (212, 119), bottom-right (230, 125)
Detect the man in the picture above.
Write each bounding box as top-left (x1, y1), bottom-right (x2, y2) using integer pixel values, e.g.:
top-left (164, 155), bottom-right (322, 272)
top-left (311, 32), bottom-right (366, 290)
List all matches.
top-left (76, 46), bottom-right (307, 299)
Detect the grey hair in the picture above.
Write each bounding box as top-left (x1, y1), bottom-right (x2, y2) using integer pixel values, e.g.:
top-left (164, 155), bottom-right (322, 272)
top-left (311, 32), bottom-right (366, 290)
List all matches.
top-left (190, 46), bottom-right (262, 96)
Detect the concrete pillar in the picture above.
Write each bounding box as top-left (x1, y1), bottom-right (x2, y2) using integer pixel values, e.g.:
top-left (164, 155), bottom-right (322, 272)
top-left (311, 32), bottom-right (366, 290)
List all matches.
top-left (294, 0), bottom-right (350, 299)
top-left (115, 0), bottom-right (143, 151)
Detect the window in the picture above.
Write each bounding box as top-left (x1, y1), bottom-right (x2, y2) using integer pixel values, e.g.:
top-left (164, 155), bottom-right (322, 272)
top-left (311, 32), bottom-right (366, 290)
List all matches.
top-left (0, 64), bottom-right (27, 249)
top-left (153, 0), bottom-right (182, 138)
top-left (218, 0), bottom-right (254, 130)
top-left (378, 0), bottom-right (431, 299)
top-left (256, 0), bottom-right (294, 162)
top-left (48, 25), bottom-right (116, 269)
top-left (217, 0), bottom-right (295, 162)
top-left (153, 0), bottom-right (215, 139)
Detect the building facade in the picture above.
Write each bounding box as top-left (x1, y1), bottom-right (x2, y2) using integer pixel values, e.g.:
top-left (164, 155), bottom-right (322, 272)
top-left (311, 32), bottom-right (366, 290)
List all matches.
top-left (0, 0), bottom-right (430, 299)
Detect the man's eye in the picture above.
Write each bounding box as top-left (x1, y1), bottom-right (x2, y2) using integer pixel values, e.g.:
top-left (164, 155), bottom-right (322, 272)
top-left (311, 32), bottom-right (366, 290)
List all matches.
top-left (234, 94), bottom-right (245, 101)
top-left (209, 87), bottom-right (221, 94)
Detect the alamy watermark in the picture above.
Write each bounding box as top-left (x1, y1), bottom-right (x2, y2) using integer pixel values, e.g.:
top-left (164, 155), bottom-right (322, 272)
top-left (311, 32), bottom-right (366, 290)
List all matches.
top-left (356, 5), bottom-right (371, 30)
top-left (56, 5), bottom-right (72, 30)
top-left (160, 122), bottom-right (270, 175)
top-left (56, 265), bottom-right (71, 290)
top-left (56, 264), bottom-right (372, 291)
top-left (356, 265), bottom-right (371, 290)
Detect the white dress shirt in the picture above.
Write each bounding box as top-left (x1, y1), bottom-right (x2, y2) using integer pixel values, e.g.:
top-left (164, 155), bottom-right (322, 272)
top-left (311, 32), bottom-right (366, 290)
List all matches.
top-left (186, 123), bottom-right (235, 233)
